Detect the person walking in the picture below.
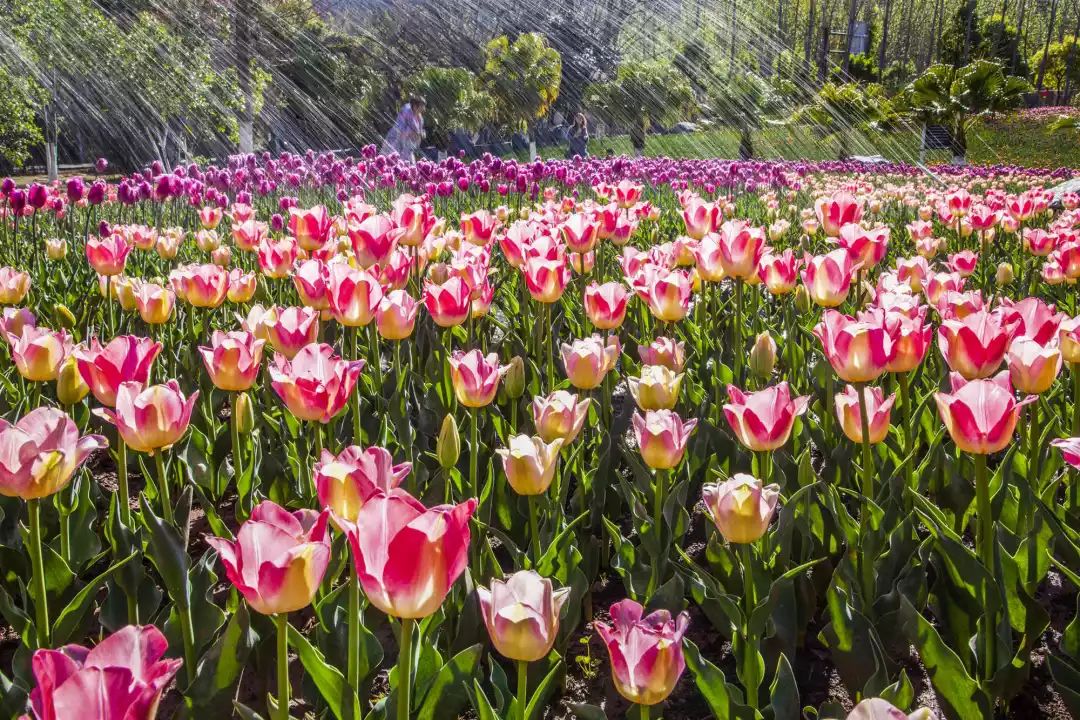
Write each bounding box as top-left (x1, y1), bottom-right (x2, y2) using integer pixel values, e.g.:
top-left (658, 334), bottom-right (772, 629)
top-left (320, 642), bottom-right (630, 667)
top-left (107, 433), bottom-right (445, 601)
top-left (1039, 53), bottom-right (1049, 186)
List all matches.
top-left (567, 113), bottom-right (589, 158)
top-left (381, 96), bottom-right (426, 161)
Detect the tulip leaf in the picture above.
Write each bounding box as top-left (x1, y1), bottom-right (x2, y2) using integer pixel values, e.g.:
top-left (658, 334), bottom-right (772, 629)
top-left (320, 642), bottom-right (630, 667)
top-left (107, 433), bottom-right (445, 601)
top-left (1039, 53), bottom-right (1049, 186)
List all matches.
top-left (525, 653), bottom-right (564, 720)
top-left (188, 602), bottom-right (257, 709)
top-left (683, 638), bottom-right (757, 720)
top-left (415, 643), bottom-right (483, 720)
top-left (139, 493), bottom-right (191, 610)
top-left (1048, 652), bottom-right (1080, 718)
top-left (233, 701), bottom-right (268, 720)
top-left (50, 551), bottom-right (136, 646)
top-left (567, 703), bottom-right (608, 720)
top-left (0, 584), bottom-right (30, 637)
top-left (763, 653), bottom-right (798, 720)
top-left (467, 678), bottom-right (501, 720)
top-left (287, 622), bottom-right (361, 720)
top-left (901, 597), bottom-right (992, 720)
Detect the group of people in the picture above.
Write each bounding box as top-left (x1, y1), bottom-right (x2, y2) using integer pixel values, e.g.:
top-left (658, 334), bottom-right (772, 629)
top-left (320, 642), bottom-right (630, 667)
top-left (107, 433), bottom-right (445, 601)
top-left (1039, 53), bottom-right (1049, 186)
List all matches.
top-left (381, 97), bottom-right (643, 161)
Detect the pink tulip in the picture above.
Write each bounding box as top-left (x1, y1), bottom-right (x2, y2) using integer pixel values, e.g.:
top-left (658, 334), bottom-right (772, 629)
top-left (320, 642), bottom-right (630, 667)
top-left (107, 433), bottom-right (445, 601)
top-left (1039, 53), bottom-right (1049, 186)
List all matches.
top-left (0, 407), bottom-right (106, 499)
top-left (85, 234), bottom-right (132, 276)
top-left (8, 326), bottom-right (71, 382)
top-left (96, 381), bottom-right (198, 454)
top-left (264, 306), bottom-right (320, 359)
top-left (269, 343), bottom-right (364, 423)
top-left (288, 205), bottom-right (332, 252)
top-left (524, 255), bottom-right (571, 303)
top-left (937, 309), bottom-right (1018, 380)
top-left (801, 249), bottom-right (857, 307)
top-left (257, 236), bottom-right (298, 279)
top-left (559, 214), bottom-right (600, 254)
top-left (758, 249), bottom-right (799, 295)
top-left (199, 330), bottom-right (266, 392)
top-left (461, 210), bottom-right (499, 246)
top-left (935, 371), bottom-right (1035, 454)
top-left (497, 434), bottom-right (563, 495)
top-left (227, 269), bottom-right (257, 303)
top-left (837, 223), bottom-right (889, 269)
top-left (1006, 337), bottom-right (1062, 395)
top-left (681, 198), bottom-right (721, 240)
top-left (702, 473), bottom-right (780, 543)
top-left (946, 188), bottom-right (972, 217)
top-left (0, 306), bottom-right (35, 339)
top-left (632, 409), bottom-right (697, 470)
top-left (595, 599), bottom-right (689, 706)
top-left (232, 219), bottom-right (269, 252)
top-left (1023, 228), bottom-right (1057, 256)
top-left (584, 281), bottom-right (629, 330)
top-left (532, 390), bottom-right (591, 444)
top-left (292, 258), bottom-right (331, 311)
top-left (884, 313), bottom-right (933, 373)
top-left (813, 309), bottom-right (894, 383)
top-left (924, 272), bottom-right (964, 306)
top-left (835, 384), bottom-right (895, 444)
top-left (716, 220), bottom-right (766, 279)
top-left (348, 214), bottom-right (399, 268)
top-left (207, 501), bottom-right (331, 615)
top-left (895, 256), bottom-right (930, 292)
top-left (614, 180), bottom-right (643, 208)
top-left (315, 445), bottom-right (411, 523)
top-left (1001, 296), bottom-right (1062, 344)
top-left (74, 335), bottom-right (162, 407)
top-left (638, 337), bottom-right (685, 372)
top-left (846, 698), bottom-right (939, 720)
top-left (947, 250), bottom-right (979, 277)
top-left (478, 570), bottom-right (570, 662)
top-left (133, 281), bottom-right (175, 325)
top-left (327, 263), bottom-right (383, 327)
top-left (561, 335), bottom-right (619, 390)
top-left (448, 349), bottom-right (508, 407)
top-left (723, 382), bottom-right (810, 452)
top-left (344, 488), bottom-right (476, 618)
top-left (173, 263), bottom-right (229, 308)
top-left (1060, 316), bottom-right (1080, 363)
top-left (199, 205), bottom-right (223, 230)
top-left (815, 192), bottom-right (863, 236)
top-left (643, 269), bottom-right (692, 322)
top-left (377, 290), bottom-right (419, 340)
top-left (25, 624), bottom-right (181, 720)
top-left (1051, 437), bottom-right (1080, 467)
top-left (424, 276), bottom-right (471, 327)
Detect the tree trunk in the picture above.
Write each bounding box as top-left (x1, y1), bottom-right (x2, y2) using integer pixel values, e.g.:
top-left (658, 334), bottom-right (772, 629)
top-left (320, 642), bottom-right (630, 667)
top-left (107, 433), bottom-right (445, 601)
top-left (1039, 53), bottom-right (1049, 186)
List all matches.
top-left (1016, 0), bottom-right (1030, 69)
top-left (805, 0), bottom-right (817, 77)
top-left (842, 0), bottom-right (859, 74)
top-left (235, 0), bottom-right (256, 154)
top-left (729, 0), bottom-right (738, 77)
top-left (878, 0), bottom-right (893, 78)
top-left (44, 71), bottom-right (59, 182)
top-left (1036, 0), bottom-right (1060, 90)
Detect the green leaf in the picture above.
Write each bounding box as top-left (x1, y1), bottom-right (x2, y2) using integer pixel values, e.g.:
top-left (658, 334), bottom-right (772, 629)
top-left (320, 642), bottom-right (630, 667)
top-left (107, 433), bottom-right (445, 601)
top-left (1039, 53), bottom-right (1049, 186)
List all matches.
top-left (416, 643), bottom-right (484, 720)
top-left (189, 603), bottom-right (257, 708)
top-left (468, 679), bottom-right (501, 720)
top-left (139, 493), bottom-right (191, 610)
top-left (525, 654), bottom-right (564, 720)
top-left (287, 623), bottom-right (362, 720)
top-left (682, 638), bottom-right (756, 720)
top-left (764, 653), bottom-right (799, 720)
top-left (567, 703), bottom-right (608, 720)
top-left (51, 552), bottom-right (136, 646)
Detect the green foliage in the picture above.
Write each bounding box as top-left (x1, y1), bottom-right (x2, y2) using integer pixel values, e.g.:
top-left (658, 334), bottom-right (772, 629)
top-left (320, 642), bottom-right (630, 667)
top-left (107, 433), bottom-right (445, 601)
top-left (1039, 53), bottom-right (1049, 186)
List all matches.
top-left (586, 60), bottom-right (697, 130)
top-left (405, 67), bottom-right (495, 138)
top-left (0, 64), bottom-right (44, 169)
top-left (1029, 37), bottom-right (1080, 93)
top-left (844, 53), bottom-right (881, 84)
top-left (482, 33), bottom-right (562, 132)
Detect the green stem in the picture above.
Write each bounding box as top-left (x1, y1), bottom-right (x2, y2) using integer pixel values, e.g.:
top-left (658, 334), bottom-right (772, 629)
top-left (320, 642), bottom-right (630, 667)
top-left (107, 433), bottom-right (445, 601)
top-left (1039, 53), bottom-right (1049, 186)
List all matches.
top-left (397, 617), bottom-right (414, 720)
top-left (898, 372), bottom-right (913, 489)
top-left (647, 470), bottom-right (666, 598)
top-left (517, 660), bottom-right (528, 720)
top-left (28, 499), bottom-right (49, 647)
top-left (1073, 362), bottom-right (1080, 436)
top-left (740, 542), bottom-right (758, 708)
top-left (640, 704), bottom-right (650, 720)
top-left (856, 383), bottom-right (875, 607)
top-left (352, 327), bottom-right (363, 445)
top-left (973, 454), bottom-right (995, 681)
top-left (179, 602), bottom-right (197, 687)
top-left (154, 451), bottom-right (174, 525)
top-left (348, 570), bottom-right (361, 699)
top-left (528, 494), bottom-right (541, 568)
top-left (469, 410), bottom-right (479, 500)
top-left (276, 613), bottom-right (290, 720)
top-left (733, 279), bottom-right (744, 383)
top-left (232, 392), bottom-right (244, 494)
top-left (117, 437), bottom-right (131, 527)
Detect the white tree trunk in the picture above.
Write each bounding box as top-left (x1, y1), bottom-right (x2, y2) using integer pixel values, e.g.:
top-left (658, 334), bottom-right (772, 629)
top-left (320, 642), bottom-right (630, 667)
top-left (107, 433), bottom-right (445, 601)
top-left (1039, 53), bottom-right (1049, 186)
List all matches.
top-left (45, 143), bottom-right (58, 182)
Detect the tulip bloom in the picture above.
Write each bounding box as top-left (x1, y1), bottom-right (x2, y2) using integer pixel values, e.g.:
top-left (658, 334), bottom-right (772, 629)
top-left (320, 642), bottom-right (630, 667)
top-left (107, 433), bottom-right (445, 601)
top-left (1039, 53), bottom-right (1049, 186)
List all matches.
top-left (377, 290), bottom-right (419, 340)
top-left (884, 314), bottom-right (933, 373)
top-left (289, 205), bottom-right (333, 252)
top-left (74, 335), bottom-right (162, 407)
top-left (208, 501), bottom-right (331, 615)
top-left (461, 210), bottom-right (499, 246)
top-left (292, 258), bottom-right (330, 311)
top-left (935, 371), bottom-right (1035, 454)
top-left (264, 306), bottom-right (320, 359)
top-left (532, 390), bottom-right (591, 444)
top-left (227, 269), bottom-right (257, 303)
top-left (1006, 337), bottom-right (1062, 395)
top-left (315, 445), bottom-right (411, 523)
top-left (937, 309), bottom-right (1017, 380)
top-left (682, 199), bottom-right (721, 240)
top-left (813, 310), bottom-right (894, 384)
top-left (8, 326), bottom-right (71, 382)
top-left (1051, 437), bottom-right (1080, 467)
top-left (723, 382), bottom-right (809, 452)
top-left (269, 343), bottom-right (364, 423)
top-left (815, 192), bottom-right (863, 237)
top-left (25, 625), bottom-right (182, 720)
top-left (175, 263), bottom-right (229, 308)
top-left (133, 282), bottom-right (175, 325)
top-left (561, 335), bottom-right (619, 390)
top-left (638, 337), bottom-right (685, 372)
top-left (702, 473), bottom-right (780, 543)
top-left (257, 237), bottom-right (298, 279)
top-left (643, 269), bottom-right (692, 322)
top-left (837, 223), bottom-right (889, 270)
top-left (758, 250), bottom-right (799, 295)
top-left (801, 249), bottom-right (857, 307)
top-left (448, 349), bottom-right (508, 407)
top-left (947, 250), bottom-right (979, 278)
top-left (559, 214), bottom-right (600, 253)
top-left (199, 330), bottom-right (266, 392)
top-left (424, 276), bottom-right (471, 327)
top-left (478, 570), bottom-right (570, 663)
top-left (846, 698), bottom-right (939, 720)
top-left (345, 488), bottom-right (476, 618)
top-left (497, 434), bottom-right (563, 495)
top-left (85, 234), bottom-right (132, 276)
top-left (584, 281), bottom-right (628, 329)
top-left (97, 380), bottom-right (198, 454)
top-left (327, 263), bottom-right (384, 327)
top-left (1002, 296), bottom-right (1062, 344)
top-left (632, 409), bottom-right (697, 470)
top-left (348, 214), bottom-right (399, 267)
top-left (835, 384), bottom-right (895, 444)
top-left (524, 256), bottom-right (571, 303)
top-left (0, 407), bottom-right (106, 499)
top-left (595, 599), bottom-right (689, 706)
top-left (628, 365), bottom-right (684, 410)
top-left (1060, 316), bottom-right (1080, 363)
top-left (714, 220), bottom-right (766, 279)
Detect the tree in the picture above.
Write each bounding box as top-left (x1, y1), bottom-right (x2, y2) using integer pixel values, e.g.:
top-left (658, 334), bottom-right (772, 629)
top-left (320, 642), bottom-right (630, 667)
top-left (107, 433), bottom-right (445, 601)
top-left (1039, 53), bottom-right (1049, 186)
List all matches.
top-left (586, 60), bottom-right (697, 133)
top-left (1029, 36), bottom-right (1080, 97)
top-left (0, 64), bottom-right (44, 170)
top-left (482, 33), bottom-right (562, 134)
top-left (706, 73), bottom-right (780, 157)
top-left (903, 60), bottom-right (1031, 162)
top-left (802, 82), bottom-right (895, 158)
top-left (405, 67), bottom-right (496, 147)
top-left (940, 0), bottom-right (982, 66)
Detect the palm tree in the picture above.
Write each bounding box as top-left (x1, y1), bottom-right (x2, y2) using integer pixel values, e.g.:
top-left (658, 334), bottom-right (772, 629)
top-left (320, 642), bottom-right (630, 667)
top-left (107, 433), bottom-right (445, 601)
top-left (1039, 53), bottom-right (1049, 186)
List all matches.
top-left (903, 60), bottom-right (1031, 164)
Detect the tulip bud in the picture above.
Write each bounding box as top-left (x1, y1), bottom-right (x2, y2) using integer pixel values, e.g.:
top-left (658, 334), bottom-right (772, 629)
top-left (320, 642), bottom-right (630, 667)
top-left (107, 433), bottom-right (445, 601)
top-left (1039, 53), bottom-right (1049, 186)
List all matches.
top-left (794, 284), bottom-right (811, 313)
top-left (235, 391), bottom-right (255, 433)
top-left (748, 331), bottom-right (777, 379)
top-left (52, 303), bottom-right (76, 330)
top-left (57, 355), bottom-right (90, 405)
top-left (505, 356), bottom-right (525, 398)
top-left (996, 262), bottom-right (1014, 286)
top-left (437, 414), bottom-right (460, 469)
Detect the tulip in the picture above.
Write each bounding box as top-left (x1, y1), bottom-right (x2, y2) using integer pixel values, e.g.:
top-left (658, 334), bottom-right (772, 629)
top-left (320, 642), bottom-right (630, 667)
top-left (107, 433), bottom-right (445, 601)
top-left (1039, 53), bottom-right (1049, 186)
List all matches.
top-left (0, 306), bottom-right (35, 338)
top-left (1051, 437), bottom-right (1080, 467)
top-left (524, 256), bottom-right (571, 303)
top-left (595, 599), bottom-right (689, 706)
top-left (7, 325), bottom-right (71, 382)
top-left (97, 380), bottom-right (198, 455)
top-left (0, 406), bottom-right (106, 500)
top-left (74, 335), bottom-right (162, 407)
top-left (532, 390), bottom-right (591, 444)
top-left (561, 335), bottom-right (619, 390)
top-left (632, 409), bottom-right (697, 470)
top-left (884, 313), bottom-right (933, 373)
top-left (257, 236), bottom-right (298, 279)
top-left (478, 570), bottom-right (570, 662)
top-left (315, 445), bottom-right (411, 523)
top-left (643, 269), bottom-right (692, 322)
top-left (1061, 316), bottom-right (1080, 364)
top-left (835, 384), bottom-right (895, 444)
top-left (584, 281), bottom-right (629, 329)
top-left (846, 698), bottom-right (939, 720)
top-left (1002, 296), bottom-right (1061, 344)
top-left (895, 256), bottom-right (930, 292)
top-left (801, 249), bottom-right (857, 307)
top-left (45, 237), bottom-right (67, 260)
top-left (559, 214), bottom-right (599, 253)
top-left (723, 382), bottom-right (809, 452)
top-left (702, 473), bottom-right (780, 543)
top-left (935, 371), bottom-right (1034, 455)
top-left (424, 276), bottom-right (471, 327)
top-left (682, 198), bottom-right (721, 240)
top-left (327, 263), bottom-right (384, 327)
top-left (497, 434), bottom-right (563, 497)
top-left (227, 269), bottom-right (257, 303)
top-left (937, 309), bottom-right (1017, 380)
top-left (748, 331), bottom-right (777, 379)
top-left (233, 218), bottom-right (269, 251)
top-left (199, 330), bottom-right (266, 392)
top-left (133, 282), bottom-right (175, 325)
top-left (837, 223), bottom-right (889, 269)
top-left (628, 364), bottom-right (684, 410)
top-left (813, 309), bottom-right (893, 384)
top-left (377, 290), bottom-right (419, 340)
top-left (348, 214), bottom-right (399, 267)
top-left (758, 249), bottom-right (799, 294)
top-left (264, 306), bottom-right (320, 358)
top-left (199, 205), bottom-right (223, 229)
top-left (815, 192), bottom-right (863, 236)
top-left (56, 355), bottom-right (89, 405)
top-left (289, 205), bottom-right (333, 251)
top-left (996, 262), bottom-right (1014, 286)
top-left (716, 220), bottom-right (766, 279)
top-left (436, 414), bottom-right (461, 469)
top-left (85, 234), bottom-right (132, 276)
top-left (462, 210), bottom-right (499, 246)
top-left (1006, 337), bottom-right (1062, 395)
top-left (448, 349), bottom-right (507, 407)
top-left (270, 343), bottom-right (364, 423)
top-left (638, 337), bottom-right (685, 372)
top-left (947, 250), bottom-right (979, 277)
top-left (25, 625), bottom-right (182, 720)
top-left (292, 258), bottom-right (330, 310)
top-left (175, 263), bottom-right (229, 308)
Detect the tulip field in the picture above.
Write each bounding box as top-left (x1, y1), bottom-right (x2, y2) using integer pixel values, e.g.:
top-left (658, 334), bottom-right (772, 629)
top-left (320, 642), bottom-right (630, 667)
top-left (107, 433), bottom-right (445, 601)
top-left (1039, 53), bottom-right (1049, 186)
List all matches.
top-left (2, 152), bottom-right (1080, 720)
